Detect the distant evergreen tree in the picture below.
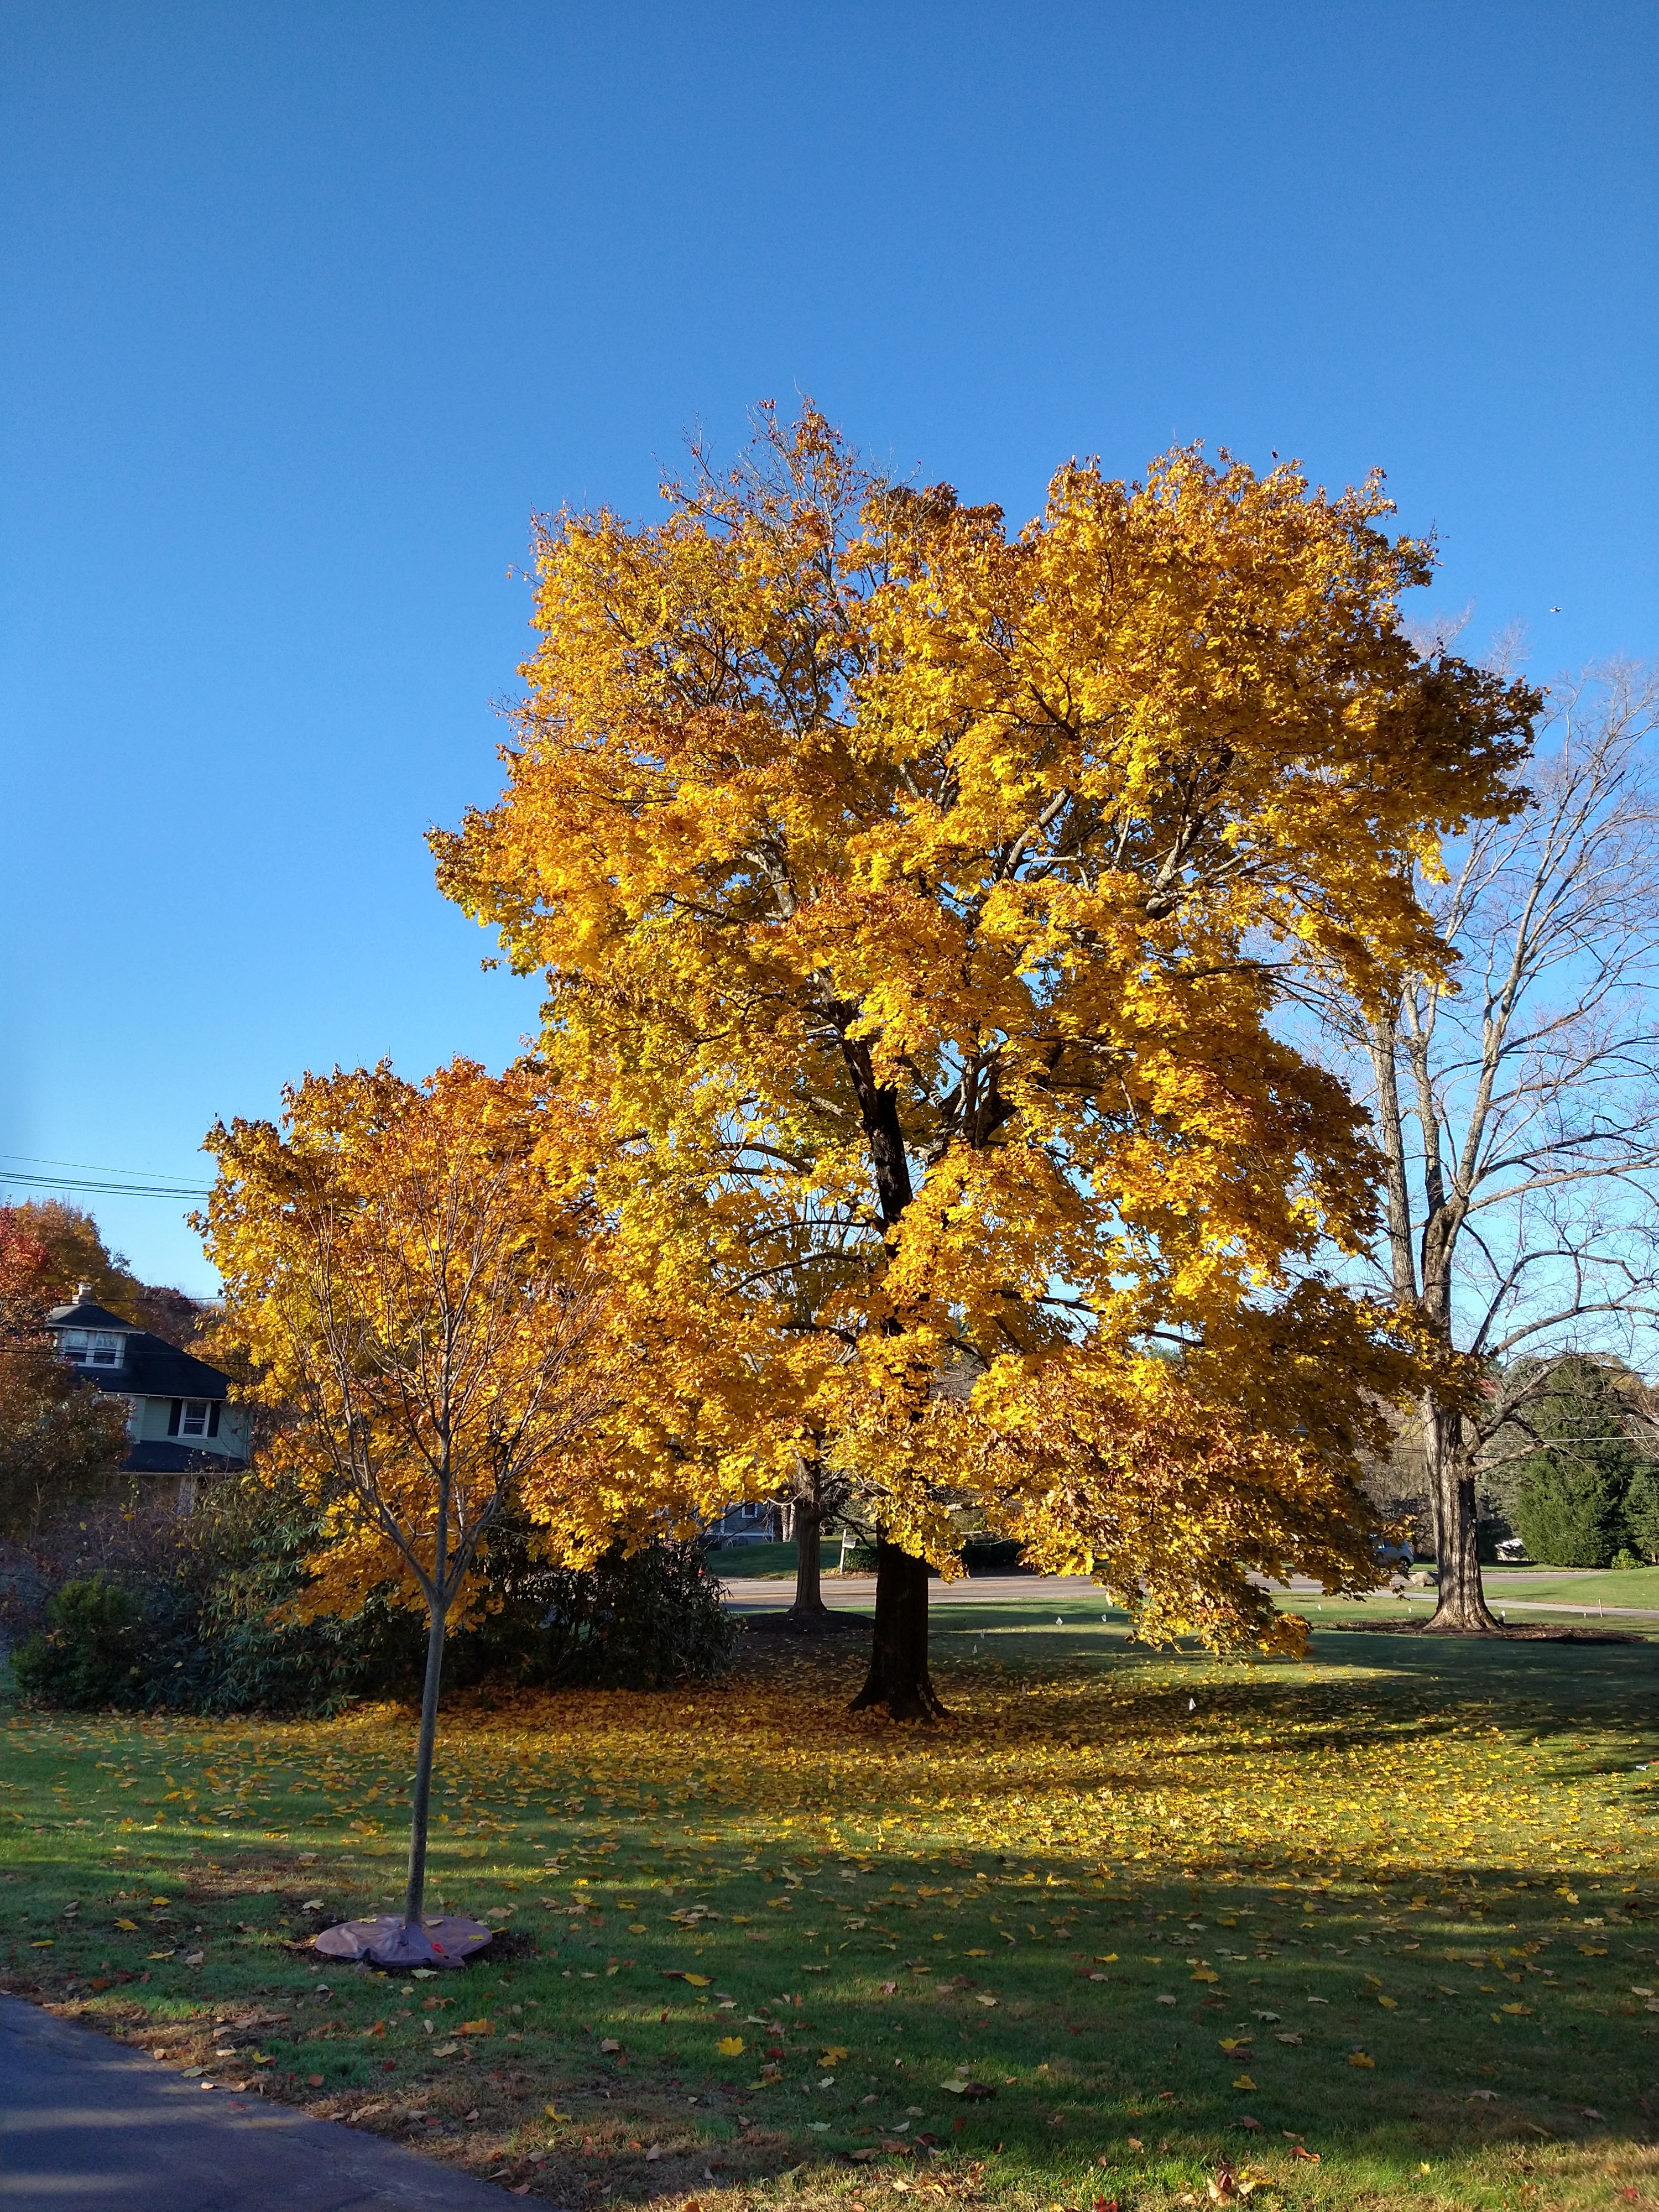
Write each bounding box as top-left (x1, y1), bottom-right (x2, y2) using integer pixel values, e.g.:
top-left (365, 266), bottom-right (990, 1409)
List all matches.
top-left (1510, 1358), bottom-right (1645, 1567)
top-left (1622, 1457), bottom-right (1659, 1564)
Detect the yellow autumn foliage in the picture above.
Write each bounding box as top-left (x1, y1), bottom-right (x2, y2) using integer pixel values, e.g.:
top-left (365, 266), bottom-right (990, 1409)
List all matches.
top-left (199, 1058), bottom-right (744, 1624)
top-left (432, 405), bottom-right (1536, 1651)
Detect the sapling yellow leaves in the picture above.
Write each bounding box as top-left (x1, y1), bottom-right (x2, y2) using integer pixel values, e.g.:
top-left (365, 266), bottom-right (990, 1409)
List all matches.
top-left (200, 1062), bottom-right (640, 1619)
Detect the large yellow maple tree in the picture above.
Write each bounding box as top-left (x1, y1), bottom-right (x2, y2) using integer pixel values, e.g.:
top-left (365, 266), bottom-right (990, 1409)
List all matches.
top-left (434, 406), bottom-right (1535, 1715)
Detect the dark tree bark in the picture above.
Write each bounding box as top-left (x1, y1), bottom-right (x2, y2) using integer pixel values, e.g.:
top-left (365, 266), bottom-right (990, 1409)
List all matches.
top-left (1418, 1400), bottom-right (1501, 1634)
top-left (848, 1537), bottom-right (947, 1720)
top-left (835, 1044), bottom-right (945, 1713)
top-left (786, 1502), bottom-right (830, 1625)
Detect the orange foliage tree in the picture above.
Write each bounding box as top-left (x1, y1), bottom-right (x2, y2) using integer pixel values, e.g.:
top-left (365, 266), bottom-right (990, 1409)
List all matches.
top-left (0, 1209), bottom-right (130, 1536)
top-left (434, 406), bottom-right (1536, 1718)
top-left (201, 1060), bottom-right (624, 1958)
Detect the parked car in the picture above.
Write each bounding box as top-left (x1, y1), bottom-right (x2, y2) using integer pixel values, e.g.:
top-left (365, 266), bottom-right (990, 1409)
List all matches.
top-left (1495, 1537), bottom-right (1528, 1563)
top-left (1373, 1536), bottom-right (1415, 1573)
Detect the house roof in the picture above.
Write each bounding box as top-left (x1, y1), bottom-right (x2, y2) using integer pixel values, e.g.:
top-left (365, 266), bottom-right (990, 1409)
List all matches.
top-left (123, 1439), bottom-right (249, 1475)
top-left (46, 1295), bottom-right (139, 1333)
top-left (44, 1284), bottom-right (233, 1400)
top-left (74, 1333), bottom-right (233, 1401)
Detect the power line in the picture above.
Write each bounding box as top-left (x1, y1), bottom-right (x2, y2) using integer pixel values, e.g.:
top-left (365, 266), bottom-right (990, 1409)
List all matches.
top-left (0, 1149), bottom-right (210, 1182)
top-left (1, 1171), bottom-right (211, 1202)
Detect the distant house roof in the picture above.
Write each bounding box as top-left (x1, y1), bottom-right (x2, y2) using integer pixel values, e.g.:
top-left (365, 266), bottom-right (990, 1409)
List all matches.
top-left (123, 1439), bottom-right (248, 1475)
top-left (45, 1290), bottom-right (140, 1333)
top-left (72, 1333), bottom-right (233, 1402)
top-left (46, 1285), bottom-right (233, 1402)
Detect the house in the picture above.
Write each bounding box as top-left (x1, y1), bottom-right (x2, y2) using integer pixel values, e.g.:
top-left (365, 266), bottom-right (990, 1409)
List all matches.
top-left (706, 1500), bottom-right (784, 1546)
top-left (45, 1283), bottom-right (251, 1500)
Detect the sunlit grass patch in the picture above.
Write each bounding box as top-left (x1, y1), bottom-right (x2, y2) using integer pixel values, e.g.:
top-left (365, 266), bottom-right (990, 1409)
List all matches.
top-left (3, 1619), bottom-right (1657, 2208)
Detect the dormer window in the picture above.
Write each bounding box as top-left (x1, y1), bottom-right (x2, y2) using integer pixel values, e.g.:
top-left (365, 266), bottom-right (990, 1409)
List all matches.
top-left (60, 1329), bottom-right (123, 1368)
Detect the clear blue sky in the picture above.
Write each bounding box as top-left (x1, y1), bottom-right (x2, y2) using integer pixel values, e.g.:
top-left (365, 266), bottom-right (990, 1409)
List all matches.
top-left (3, 3), bottom-right (1655, 1296)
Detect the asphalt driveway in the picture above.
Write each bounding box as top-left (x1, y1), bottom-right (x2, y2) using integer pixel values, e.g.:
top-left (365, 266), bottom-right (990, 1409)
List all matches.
top-left (0, 1996), bottom-right (516, 2211)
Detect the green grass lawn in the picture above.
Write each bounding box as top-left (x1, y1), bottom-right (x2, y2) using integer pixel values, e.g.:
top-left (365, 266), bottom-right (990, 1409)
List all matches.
top-left (4, 1614), bottom-right (1658, 2211)
top-left (1478, 1566), bottom-right (1659, 1611)
top-left (711, 1538), bottom-right (879, 1581)
top-left (712, 1542), bottom-right (801, 1580)
top-left (1273, 1580), bottom-right (1659, 1631)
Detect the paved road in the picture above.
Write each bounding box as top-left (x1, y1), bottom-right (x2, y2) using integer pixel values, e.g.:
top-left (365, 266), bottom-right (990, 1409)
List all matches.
top-left (0, 1996), bottom-right (514, 2212)
top-left (719, 1572), bottom-right (1659, 1621)
top-left (718, 1571), bottom-right (1105, 1611)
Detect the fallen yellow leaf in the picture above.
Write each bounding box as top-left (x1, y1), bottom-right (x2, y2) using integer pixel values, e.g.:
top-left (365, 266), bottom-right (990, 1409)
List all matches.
top-left (717, 2036), bottom-right (744, 2056)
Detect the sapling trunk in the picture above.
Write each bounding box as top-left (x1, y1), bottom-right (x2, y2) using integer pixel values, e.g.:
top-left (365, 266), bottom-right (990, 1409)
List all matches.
top-left (401, 1599), bottom-right (448, 1929)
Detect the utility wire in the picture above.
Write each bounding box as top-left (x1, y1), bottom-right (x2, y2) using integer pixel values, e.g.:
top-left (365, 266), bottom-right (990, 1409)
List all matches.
top-left (1, 1149), bottom-right (211, 1181)
top-left (1, 1169), bottom-right (211, 1201)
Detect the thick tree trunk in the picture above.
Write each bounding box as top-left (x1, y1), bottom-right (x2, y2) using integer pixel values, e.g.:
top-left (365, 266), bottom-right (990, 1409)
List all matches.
top-left (401, 1601), bottom-right (447, 1928)
top-left (1418, 1396), bottom-right (1501, 1634)
top-left (839, 1043), bottom-right (942, 1710)
top-left (786, 1506), bottom-right (831, 1625)
top-left (848, 1538), bottom-right (947, 1720)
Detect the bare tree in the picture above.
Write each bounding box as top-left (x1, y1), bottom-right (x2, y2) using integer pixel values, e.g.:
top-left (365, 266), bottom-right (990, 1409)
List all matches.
top-left (1315, 665), bottom-right (1659, 1628)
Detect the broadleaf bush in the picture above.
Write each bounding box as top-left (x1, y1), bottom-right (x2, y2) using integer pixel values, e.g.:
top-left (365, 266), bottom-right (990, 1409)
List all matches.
top-left (9, 1477), bottom-right (735, 1713)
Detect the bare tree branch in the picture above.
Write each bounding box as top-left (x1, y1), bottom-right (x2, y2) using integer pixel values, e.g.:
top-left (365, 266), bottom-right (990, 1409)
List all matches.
top-left (1305, 662), bottom-right (1659, 1627)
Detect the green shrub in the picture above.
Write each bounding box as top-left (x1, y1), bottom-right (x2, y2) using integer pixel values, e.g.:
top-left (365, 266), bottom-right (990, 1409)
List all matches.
top-left (170, 1480), bottom-right (422, 1714)
top-left (10, 1486), bottom-right (735, 1713)
top-left (961, 1536), bottom-right (1030, 1575)
top-left (13, 1575), bottom-right (145, 1707)
top-left (450, 1534), bottom-right (737, 1691)
top-left (831, 1534), bottom-right (1029, 1576)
